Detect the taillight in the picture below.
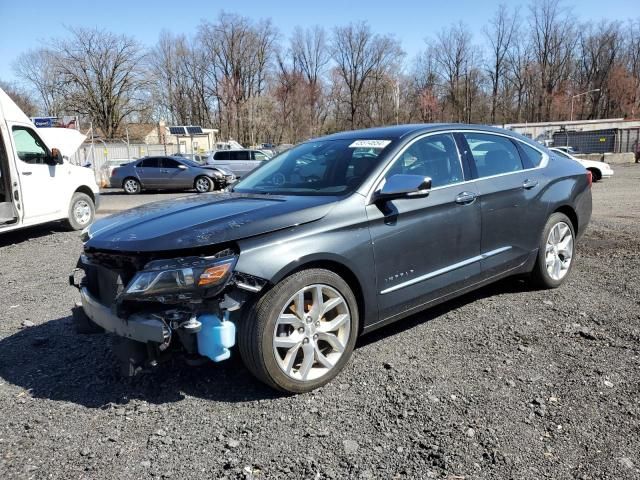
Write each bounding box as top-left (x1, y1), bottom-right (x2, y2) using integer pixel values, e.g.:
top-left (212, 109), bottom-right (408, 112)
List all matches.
top-left (111, 168), bottom-right (118, 177)
top-left (586, 170), bottom-right (592, 187)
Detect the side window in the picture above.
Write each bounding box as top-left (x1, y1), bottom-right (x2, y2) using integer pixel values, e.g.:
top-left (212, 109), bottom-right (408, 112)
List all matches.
top-left (162, 158), bottom-right (181, 169)
top-left (253, 151), bottom-right (268, 161)
top-left (214, 151), bottom-right (230, 160)
top-left (139, 158), bottom-right (160, 168)
top-left (464, 133), bottom-right (523, 178)
top-left (12, 127), bottom-right (48, 164)
top-left (236, 151), bottom-right (250, 160)
top-left (520, 143), bottom-right (544, 167)
top-left (386, 133), bottom-right (463, 188)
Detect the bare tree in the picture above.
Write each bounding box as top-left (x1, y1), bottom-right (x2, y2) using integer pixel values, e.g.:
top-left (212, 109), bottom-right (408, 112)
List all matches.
top-left (52, 27), bottom-right (148, 138)
top-left (484, 4), bottom-right (518, 123)
top-left (12, 48), bottom-right (65, 116)
top-left (331, 22), bottom-right (403, 129)
top-left (0, 80), bottom-right (39, 116)
top-left (529, 0), bottom-right (577, 121)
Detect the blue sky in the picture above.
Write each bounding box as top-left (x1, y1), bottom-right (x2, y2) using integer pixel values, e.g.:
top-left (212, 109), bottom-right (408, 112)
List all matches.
top-left (0, 0), bottom-right (636, 83)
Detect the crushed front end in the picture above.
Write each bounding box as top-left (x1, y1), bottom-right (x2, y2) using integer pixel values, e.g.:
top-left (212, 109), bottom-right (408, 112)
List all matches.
top-left (69, 245), bottom-right (266, 375)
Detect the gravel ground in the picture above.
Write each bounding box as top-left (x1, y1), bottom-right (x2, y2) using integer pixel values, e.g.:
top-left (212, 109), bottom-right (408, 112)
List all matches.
top-left (1, 166), bottom-right (639, 479)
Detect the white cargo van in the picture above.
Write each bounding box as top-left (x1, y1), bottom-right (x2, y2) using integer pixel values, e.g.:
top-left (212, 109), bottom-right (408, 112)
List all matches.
top-left (0, 88), bottom-right (99, 233)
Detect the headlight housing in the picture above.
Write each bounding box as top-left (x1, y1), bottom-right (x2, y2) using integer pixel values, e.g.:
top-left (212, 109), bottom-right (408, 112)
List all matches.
top-left (122, 254), bottom-right (237, 303)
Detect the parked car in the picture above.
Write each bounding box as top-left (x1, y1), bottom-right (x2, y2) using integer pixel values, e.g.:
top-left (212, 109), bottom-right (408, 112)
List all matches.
top-left (0, 88), bottom-right (99, 233)
top-left (71, 124), bottom-right (592, 393)
top-left (205, 149), bottom-right (272, 178)
top-left (109, 156), bottom-right (235, 194)
top-left (549, 147), bottom-right (613, 181)
top-left (552, 145), bottom-right (579, 155)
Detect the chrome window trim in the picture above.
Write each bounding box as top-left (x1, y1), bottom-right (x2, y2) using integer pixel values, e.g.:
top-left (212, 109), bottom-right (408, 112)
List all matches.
top-left (366, 129), bottom-right (549, 203)
top-left (380, 246), bottom-right (512, 295)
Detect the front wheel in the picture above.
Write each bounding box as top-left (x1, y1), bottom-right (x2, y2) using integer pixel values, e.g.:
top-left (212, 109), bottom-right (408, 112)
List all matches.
top-left (531, 213), bottom-right (576, 288)
top-left (238, 268), bottom-right (359, 393)
top-left (65, 192), bottom-right (95, 230)
top-left (194, 176), bottom-right (213, 193)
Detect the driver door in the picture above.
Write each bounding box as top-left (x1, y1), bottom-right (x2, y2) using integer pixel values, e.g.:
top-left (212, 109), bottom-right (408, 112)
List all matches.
top-left (11, 125), bottom-right (63, 220)
top-left (366, 132), bottom-right (482, 322)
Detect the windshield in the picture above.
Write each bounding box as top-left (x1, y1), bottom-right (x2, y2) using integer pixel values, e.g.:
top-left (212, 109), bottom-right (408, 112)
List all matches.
top-left (232, 139), bottom-right (390, 195)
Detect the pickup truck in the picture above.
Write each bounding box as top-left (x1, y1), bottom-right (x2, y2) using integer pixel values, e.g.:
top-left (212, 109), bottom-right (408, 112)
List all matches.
top-left (0, 88), bottom-right (99, 233)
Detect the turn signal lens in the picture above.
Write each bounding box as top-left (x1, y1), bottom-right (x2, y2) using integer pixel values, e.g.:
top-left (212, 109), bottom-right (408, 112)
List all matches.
top-left (198, 263), bottom-right (233, 287)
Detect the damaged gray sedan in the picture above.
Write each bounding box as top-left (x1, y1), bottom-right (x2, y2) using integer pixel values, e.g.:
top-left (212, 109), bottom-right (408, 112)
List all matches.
top-left (70, 124), bottom-right (592, 393)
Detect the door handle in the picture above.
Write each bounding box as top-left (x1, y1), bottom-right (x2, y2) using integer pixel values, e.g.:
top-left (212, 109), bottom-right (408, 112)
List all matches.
top-left (522, 179), bottom-right (539, 190)
top-left (455, 192), bottom-right (477, 205)
top-left (22, 171), bottom-right (32, 176)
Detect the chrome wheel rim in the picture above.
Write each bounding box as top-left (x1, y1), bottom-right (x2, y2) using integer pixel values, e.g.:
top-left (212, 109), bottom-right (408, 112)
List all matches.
top-left (273, 284), bottom-right (351, 382)
top-left (124, 179), bottom-right (138, 193)
top-left (195, 177), bottom-right (210, 192)
top-left (545, 221), bottom-right (574, 281)
top-left (73, 200), bottom-right (91, 225)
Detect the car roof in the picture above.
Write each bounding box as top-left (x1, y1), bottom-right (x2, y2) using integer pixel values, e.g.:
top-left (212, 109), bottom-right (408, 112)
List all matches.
top-left (311, 124), bottom-right (529, 142)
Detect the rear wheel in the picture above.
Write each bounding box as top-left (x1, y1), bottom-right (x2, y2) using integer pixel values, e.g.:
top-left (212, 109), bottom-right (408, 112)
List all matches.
top-left (194, 176), bottom-right (213, 193)
top-left (238, 268), bottom-right (359, 393)
top-left (65, 192), bottom-right (95, 230)
top-left (123, 177), bottom-right (141, 194)
top-left (531, 213), bottom-right (575, 288)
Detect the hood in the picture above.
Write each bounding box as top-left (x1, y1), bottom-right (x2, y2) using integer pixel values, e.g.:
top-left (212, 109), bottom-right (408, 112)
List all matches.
top-left (37, 127), bottom-right (86, 158)
top-left (84, 192), bottom-right (337, 252)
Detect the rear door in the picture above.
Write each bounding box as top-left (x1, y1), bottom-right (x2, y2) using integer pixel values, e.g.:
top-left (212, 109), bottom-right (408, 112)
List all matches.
top-left (136, 157), bottom-right (162, 188)
top-left (461, 131), bottom-right (547, 276)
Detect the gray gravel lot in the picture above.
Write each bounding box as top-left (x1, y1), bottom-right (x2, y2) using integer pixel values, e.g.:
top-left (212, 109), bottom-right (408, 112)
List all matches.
top-left (1, 166), bottom-right (639, 479)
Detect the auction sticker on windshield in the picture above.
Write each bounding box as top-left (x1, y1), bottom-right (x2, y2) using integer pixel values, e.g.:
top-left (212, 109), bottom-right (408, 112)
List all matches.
top-left (348, 140), bottom-right (391, 148)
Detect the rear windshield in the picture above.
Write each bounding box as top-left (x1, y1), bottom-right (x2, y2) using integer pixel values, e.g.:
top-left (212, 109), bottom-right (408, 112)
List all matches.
top-left (233, 139), bottom-right (391, 196)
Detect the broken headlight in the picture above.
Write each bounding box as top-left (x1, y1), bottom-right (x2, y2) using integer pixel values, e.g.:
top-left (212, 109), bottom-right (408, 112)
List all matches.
top-left (122, 254), bottom-right (237, 302)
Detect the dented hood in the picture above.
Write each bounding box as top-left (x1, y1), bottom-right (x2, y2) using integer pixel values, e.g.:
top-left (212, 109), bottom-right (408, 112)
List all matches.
top-left (84, 192), bottom-right (337, 252)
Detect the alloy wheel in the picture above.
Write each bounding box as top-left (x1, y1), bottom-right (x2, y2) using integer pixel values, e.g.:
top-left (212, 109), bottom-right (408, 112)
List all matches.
top-left (272, 284), bottom-right (351, 382)
top-left (545, 221), bottom-right (574, 281)
top-left (124, 179), bottom-right (139, 193)
top-left (195, 177), bottom-right (211, 193)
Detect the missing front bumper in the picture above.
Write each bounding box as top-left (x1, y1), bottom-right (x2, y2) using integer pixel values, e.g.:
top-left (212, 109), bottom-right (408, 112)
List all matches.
top-left (80, 287), bottom-right (168, 343)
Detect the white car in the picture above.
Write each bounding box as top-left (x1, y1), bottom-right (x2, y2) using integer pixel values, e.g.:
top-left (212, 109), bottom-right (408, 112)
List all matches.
top-left (549, 147), bottom-right (614, 182)
top-left (0, 88), bottom-right (100, 233)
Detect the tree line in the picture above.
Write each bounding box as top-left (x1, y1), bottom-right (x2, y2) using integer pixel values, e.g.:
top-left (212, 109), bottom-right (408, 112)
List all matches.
top-left (8, 0), bottom-right (640, 145)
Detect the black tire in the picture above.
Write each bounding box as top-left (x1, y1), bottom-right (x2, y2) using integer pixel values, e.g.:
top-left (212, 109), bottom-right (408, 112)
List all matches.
top-left (238, 268), bottom-right (359, 393)
top-left (71, 302), bottom-right (104, 334)
top-left (588, 168), bottom-right (601, 182)
top-left (531, 212), bottom-right (576, 289)
top-left (122, 177), bottom-right (141, 194)
top-left (194, 176), bottom-right (213, 193)
top-left (65, 192), bottom-right (95, 230)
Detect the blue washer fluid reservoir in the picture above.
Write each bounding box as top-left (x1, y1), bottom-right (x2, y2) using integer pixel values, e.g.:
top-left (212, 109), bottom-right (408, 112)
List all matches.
top-left (196, 313), bottom-right (236, 362)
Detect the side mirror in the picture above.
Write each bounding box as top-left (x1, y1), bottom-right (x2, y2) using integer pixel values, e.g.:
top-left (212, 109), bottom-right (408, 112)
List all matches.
top-left (374, 174), bottom-right (432, 202)
top-left (50, 148), bottom-right (64, 165)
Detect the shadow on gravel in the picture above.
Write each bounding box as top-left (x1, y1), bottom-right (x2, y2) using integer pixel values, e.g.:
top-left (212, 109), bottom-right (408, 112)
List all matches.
top-left (0, 277), bottom-right (533, 409)
top-left (0, 222), bottom-right (69, 248)
top-left (0, 315), bottom-right (279, 409)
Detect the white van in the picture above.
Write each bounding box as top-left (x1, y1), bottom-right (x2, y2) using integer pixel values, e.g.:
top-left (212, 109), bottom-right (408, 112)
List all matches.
top-left (0, 88), bottom-right (99, 233)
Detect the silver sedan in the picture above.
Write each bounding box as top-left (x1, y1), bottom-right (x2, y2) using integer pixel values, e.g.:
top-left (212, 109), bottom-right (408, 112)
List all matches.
top-left (109, 156), bottom-right (235, 194)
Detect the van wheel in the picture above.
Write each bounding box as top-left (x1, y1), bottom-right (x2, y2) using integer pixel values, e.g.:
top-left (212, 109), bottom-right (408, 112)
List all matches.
top-left (238, 268), bottom-right (359, 393)
top-left (194, 176), bottom-right (213, 193)
top-left (123, 177), bottom-right (141, 194)
top-left (531, 213), bottom-right (576, 289)
top-left (65, 192), bottom-right (95, 230)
